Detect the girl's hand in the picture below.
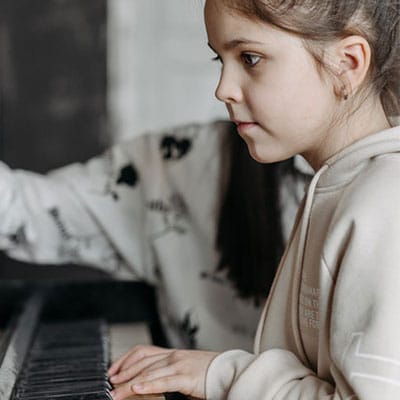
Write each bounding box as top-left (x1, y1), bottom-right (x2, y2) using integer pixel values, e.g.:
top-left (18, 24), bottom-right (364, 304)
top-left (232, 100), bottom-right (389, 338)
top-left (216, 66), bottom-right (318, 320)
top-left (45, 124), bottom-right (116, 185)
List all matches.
top-left (108, 345), bottom-right (219, 400)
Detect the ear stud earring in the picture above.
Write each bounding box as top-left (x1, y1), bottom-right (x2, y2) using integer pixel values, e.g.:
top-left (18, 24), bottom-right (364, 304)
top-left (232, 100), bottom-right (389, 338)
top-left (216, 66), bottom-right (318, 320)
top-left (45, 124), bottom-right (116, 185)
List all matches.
top-left (341, 85), bottom-right (349, 101)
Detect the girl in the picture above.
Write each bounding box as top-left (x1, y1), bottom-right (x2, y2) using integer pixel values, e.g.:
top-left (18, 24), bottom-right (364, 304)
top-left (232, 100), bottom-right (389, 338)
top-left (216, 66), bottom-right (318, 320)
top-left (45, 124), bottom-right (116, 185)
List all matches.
top-left (108, 0), bottom-right (400, 399)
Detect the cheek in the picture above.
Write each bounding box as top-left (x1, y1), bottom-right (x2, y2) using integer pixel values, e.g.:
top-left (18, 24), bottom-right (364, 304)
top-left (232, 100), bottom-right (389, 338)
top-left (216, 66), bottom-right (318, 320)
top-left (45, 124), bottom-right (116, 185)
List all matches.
top-left (249, 86), bottom-right (302, 127)
top-left (247, 72), bottom-right (301, 115)
top-left (292, 65), bottom-right (335, 114)
top-left (299, 87), bottom-right (335, 132)
top-left (251, 73), bottom-right (332, 127)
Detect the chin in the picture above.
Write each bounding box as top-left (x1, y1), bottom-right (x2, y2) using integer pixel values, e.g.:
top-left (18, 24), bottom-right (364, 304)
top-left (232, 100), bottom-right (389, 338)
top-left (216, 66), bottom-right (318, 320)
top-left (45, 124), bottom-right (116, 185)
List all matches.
top-left (245, 141), bottom-right (279, 164)
top-left (248, 149), bottom-right (266, 163)
top-left (238, 129), bottom-right (279, 163)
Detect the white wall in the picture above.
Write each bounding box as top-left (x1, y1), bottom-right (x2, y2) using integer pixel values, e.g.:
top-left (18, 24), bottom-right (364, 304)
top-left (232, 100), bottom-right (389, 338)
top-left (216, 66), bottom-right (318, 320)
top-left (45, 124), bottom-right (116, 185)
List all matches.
top-left (107, 0), bottom-right (226, 141)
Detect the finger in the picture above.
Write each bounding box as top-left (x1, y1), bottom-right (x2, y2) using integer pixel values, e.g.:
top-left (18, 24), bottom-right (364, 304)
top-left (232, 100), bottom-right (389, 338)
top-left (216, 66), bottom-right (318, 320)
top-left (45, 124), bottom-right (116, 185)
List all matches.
top-left (132, 375), bottom-right (185, 395)
top-left (122, 360), bottom-right (196, 397)
top-left (110, 352), bottom-right (171, 385)
top-left (108, 349), bottom-right (133, 376)
top-left (108, 345), bottom-right (166, 376)
top-left (111, 374), bottom-right (186, 400)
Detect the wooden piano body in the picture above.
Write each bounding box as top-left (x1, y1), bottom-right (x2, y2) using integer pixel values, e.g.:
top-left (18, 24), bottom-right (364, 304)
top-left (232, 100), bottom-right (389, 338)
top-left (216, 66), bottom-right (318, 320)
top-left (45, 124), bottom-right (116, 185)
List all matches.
top-left (0, 280), bottom-right (186, 400)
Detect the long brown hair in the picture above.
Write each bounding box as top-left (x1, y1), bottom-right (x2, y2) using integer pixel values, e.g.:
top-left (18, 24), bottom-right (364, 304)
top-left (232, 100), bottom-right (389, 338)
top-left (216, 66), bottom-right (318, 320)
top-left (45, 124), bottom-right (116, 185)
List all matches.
top-left (216, 123), bottom-right (294, 304)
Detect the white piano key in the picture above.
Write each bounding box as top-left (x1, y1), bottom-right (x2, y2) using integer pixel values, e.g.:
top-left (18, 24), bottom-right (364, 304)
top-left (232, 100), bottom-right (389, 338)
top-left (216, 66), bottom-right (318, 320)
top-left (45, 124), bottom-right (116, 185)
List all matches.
top-left (109, 322), bottom-right (165, 400)
top-left (109, 322), bottom-right (152, 362)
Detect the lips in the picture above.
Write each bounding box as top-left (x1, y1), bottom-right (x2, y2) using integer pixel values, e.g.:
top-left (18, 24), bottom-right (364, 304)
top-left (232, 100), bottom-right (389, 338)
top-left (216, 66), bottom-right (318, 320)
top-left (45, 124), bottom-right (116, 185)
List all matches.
top-left (232, 118), bottom-right (257, 127)
top-left (236, 122), bottom-right (257, 128)
top-left (233, 120), bottom-right (259, 134)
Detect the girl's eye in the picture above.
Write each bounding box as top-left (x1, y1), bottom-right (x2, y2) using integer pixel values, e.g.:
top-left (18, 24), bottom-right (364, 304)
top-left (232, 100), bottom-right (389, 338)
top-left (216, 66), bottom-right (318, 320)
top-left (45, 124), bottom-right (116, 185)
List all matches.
top-left (241, 53), bottom-right (261, 67)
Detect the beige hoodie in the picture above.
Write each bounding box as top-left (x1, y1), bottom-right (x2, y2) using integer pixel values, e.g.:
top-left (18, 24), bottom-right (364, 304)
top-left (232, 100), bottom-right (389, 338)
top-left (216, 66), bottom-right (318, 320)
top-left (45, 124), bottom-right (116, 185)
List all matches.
top-left (206, 126), bottom-right (400, 399)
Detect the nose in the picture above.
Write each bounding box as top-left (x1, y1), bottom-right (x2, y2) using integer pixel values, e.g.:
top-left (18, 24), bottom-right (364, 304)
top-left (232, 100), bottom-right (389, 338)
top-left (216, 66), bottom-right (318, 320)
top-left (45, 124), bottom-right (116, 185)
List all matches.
top-left (215, 66), bottom-right (243, 104)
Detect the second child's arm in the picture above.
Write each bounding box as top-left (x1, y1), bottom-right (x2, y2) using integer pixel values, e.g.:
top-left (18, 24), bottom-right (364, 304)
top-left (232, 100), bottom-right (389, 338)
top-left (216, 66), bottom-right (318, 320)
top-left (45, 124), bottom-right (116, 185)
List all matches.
top-left (0, 155), bottom-right (139, 277)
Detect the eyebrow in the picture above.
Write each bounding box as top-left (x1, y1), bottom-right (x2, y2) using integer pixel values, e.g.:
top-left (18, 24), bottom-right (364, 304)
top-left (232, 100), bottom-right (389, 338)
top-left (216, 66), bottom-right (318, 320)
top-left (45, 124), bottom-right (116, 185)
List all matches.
top-left (208, 39), bottom-right (265, 52)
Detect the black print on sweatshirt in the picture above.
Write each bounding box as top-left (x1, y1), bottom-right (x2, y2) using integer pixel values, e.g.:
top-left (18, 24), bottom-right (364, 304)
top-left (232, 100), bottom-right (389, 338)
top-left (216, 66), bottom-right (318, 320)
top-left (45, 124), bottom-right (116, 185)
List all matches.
top-left (200, 271), bottom-right (226, 286)
top-left (116, 164), bottom-right (138, 187)
top-left (99, 163), bottom-right (139, 201)
top-left (180, 312), bottom-right (199, 349)
top-left (160, 136), bottom-right (192, 160)
top-left (8, 225), bottom-right (27, 246)
top-left (49, 207), bottom-right (72, 240)
top-left (147, 193), bottom-right (188, 238)
top-left (48, 207), bottom-right (99, 260)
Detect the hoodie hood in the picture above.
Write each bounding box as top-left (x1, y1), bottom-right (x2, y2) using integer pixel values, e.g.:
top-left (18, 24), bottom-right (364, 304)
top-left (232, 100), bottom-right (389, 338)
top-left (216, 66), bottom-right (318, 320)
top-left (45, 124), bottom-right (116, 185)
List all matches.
top-left (316, 125), bottom-right (400, 189)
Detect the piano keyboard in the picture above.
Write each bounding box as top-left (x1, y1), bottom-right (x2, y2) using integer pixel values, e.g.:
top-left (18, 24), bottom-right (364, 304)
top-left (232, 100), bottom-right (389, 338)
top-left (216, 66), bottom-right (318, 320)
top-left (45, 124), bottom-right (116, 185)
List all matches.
top-left (13, 319), bottom-right (111, 400)
top-left (0, 285), bottom-right (180, 400)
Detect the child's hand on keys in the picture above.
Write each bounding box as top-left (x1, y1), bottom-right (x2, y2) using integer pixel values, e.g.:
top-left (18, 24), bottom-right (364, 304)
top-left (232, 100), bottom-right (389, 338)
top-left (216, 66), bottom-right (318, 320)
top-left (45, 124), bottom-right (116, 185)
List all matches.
top-left (108, 345), bottom-right (219, 400)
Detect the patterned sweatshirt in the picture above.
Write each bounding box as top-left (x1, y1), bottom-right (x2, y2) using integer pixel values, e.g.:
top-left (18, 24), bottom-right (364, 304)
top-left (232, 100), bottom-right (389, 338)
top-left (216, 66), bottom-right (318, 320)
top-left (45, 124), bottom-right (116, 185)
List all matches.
top-left (0, 120), bottom-right (310, 351)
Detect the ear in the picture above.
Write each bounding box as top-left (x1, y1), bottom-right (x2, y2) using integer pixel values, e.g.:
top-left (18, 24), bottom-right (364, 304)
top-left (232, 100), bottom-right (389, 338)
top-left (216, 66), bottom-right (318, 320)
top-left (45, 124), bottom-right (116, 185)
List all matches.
top-left (331, 35), bottom-right (371, 99)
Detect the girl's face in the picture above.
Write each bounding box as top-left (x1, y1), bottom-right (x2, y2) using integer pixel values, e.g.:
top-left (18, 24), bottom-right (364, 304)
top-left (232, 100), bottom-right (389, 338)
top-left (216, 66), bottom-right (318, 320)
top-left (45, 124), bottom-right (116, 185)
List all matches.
top-left (204, 0), bottom-right (339, 166)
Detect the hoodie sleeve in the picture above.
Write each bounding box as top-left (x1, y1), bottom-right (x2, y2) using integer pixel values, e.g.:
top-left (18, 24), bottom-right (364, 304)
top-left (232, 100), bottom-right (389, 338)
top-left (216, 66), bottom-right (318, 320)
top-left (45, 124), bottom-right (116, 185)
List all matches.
top-left (206, 348), bottom-right (336, 399)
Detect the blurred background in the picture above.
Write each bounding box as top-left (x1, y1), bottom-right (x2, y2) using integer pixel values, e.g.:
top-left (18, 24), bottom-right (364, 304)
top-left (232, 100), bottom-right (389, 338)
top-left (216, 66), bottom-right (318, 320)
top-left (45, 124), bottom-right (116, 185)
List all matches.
top-left (0, 0), bottom-right (225, 280)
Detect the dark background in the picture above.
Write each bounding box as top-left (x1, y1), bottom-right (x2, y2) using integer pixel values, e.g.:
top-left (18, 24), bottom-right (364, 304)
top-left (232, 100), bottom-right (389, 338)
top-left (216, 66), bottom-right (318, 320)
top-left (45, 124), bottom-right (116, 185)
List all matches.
top-left (0, 0), bottom-right (111, 281)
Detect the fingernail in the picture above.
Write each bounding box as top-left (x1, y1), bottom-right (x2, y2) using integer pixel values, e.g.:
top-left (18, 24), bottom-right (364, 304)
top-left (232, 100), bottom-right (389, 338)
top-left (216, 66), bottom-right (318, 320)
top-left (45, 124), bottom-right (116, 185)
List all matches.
top-left (110, 390), bottom-right (115, 399)
top-left (110, 375), bottom-right (117, 382)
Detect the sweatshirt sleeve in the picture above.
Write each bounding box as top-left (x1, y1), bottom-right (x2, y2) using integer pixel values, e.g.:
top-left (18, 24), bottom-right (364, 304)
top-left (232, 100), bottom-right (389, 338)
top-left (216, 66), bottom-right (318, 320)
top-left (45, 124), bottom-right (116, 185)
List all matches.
top-left (0, 129), bottom-right (166, 280)
top-left (0, 139), bottom-right (153, 279)
top-left (206, 349), bottom-right (335, 399)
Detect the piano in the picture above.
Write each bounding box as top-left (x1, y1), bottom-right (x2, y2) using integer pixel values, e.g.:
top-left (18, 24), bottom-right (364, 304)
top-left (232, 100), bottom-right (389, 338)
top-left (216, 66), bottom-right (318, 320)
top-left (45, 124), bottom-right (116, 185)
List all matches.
top-left (0, 280), bottom-right (187, 400)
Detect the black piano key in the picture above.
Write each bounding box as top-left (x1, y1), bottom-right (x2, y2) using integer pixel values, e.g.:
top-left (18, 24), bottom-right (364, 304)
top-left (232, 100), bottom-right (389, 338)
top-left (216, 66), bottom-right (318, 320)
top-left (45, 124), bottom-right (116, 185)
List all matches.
top-left (16, 378), bottom-right (111, 391)
top-left (164, 393), bottom-right (188, 400)
top-left (12, 319), bottom-right (111, 400)
top-left (15, 383), bottom-right (110, 397)
top-left (16, 392), bottom-right (112, 400)
top-left (19, 365), bottom-right (107, 381)
top-left (19, 371), bottom-right (107, 384)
